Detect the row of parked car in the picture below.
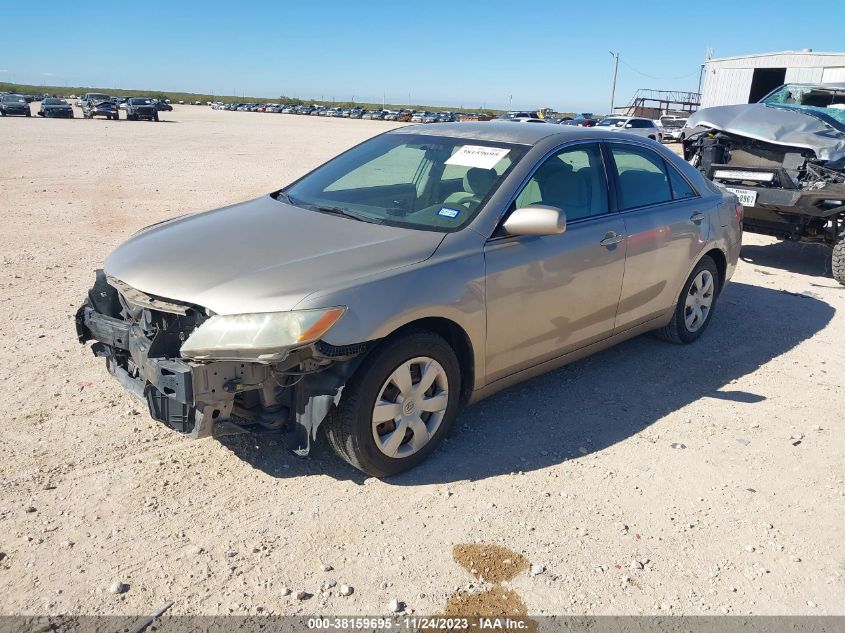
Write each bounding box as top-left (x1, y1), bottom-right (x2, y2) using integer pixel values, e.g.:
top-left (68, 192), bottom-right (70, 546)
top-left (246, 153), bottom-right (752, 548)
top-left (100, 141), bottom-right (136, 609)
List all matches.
top-left (206, 102), bottom-right (688, 142)
top-left (0, 91), bottom-right (173, 120)
top-left (210, 102), bottom-right (481, 122)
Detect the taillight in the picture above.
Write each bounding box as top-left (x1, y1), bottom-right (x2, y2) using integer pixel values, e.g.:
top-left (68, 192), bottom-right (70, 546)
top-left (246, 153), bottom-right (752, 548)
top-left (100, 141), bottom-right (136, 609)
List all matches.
top-left (734, 203), bottom-right (744, 227)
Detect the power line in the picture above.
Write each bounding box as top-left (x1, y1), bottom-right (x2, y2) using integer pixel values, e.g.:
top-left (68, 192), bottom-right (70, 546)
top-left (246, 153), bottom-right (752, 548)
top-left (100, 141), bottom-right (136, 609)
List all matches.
top-left (619, 59), bottom-right (701, 82)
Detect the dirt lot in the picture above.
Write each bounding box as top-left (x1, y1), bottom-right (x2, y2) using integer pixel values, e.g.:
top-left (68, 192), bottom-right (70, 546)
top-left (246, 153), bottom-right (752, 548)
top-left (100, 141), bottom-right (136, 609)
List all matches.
top-left (0, 106), bottom-right (843, 617)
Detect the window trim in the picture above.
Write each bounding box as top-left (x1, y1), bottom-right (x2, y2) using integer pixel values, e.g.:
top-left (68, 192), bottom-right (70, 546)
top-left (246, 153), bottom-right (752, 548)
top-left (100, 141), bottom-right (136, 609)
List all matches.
top-left (489, 139), bottom-right (615, 241)
top-left (604, 139), bottom-right (701, 213)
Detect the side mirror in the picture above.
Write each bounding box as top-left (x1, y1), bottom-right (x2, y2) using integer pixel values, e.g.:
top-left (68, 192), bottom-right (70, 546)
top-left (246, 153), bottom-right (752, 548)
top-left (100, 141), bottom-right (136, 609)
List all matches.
top-left (502, 205), bottom-right (566, 236)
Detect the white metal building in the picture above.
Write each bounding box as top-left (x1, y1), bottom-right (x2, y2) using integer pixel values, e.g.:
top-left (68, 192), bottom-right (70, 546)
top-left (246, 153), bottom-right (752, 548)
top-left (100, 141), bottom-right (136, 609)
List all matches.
top-left (699, 50), bottom-right (845, 108)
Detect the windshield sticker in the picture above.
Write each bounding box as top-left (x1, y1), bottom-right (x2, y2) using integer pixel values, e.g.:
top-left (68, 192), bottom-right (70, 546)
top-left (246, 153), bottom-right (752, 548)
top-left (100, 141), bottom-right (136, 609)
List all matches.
top-left (438, 207), bottom-right (461, 219)
top-left (445, 145), bottom-right (510, 170)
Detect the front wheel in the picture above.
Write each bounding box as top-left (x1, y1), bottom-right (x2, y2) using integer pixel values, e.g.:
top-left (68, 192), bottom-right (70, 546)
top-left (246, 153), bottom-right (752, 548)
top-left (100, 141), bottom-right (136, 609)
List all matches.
top-left (833, 230), bottom-right (845, 286)
top-left (324, 330), bottom-right (461, 477)
top-left (655, 255), bottom-right (720, 344)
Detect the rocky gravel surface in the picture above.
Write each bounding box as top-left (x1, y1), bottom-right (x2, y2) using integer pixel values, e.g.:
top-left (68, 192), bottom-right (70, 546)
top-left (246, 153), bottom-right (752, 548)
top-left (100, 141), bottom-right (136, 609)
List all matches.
top-left (0, 106), bottom-right (842, 616)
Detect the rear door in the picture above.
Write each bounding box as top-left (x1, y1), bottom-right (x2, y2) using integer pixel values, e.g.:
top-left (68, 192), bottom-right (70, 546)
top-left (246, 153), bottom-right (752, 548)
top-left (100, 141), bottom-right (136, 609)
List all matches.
top-left (484, 142), bottom-right (626, 381)
top-left (606, 141), bottom-right (708, 331)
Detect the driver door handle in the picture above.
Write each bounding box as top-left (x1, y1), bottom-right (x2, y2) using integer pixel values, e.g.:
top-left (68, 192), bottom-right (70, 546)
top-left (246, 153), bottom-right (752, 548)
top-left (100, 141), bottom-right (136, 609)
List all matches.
top-left (690, 211), bottom-right (705, 223)
top-left (600, 231), bottom-right (626, 247)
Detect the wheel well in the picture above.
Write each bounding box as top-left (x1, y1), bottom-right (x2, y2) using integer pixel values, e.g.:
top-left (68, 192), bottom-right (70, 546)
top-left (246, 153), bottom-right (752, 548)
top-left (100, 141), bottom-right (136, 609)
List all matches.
top-left (386, 317), bottom-right (475, 405)
top-left (703, 247), bottom-right (727, 292)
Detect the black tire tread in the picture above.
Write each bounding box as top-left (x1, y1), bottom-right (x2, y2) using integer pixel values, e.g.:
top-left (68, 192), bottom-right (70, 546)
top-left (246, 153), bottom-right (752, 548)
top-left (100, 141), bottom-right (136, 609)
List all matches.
top-left (833, 230), bottom-right (845, 287)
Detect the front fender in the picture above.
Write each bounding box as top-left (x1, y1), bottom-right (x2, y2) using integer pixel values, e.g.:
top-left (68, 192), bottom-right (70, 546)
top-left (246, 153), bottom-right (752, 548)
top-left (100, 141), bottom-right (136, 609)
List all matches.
top-left (293, 232), bottom-right (487, 390)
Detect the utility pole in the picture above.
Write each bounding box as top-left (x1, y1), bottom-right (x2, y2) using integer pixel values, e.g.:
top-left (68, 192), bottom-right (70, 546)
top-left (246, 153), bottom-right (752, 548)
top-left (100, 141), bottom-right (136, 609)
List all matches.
top-left (609, 51), bottom-right (620, 114)
top-left (508, 94), bottom-right (512, 111)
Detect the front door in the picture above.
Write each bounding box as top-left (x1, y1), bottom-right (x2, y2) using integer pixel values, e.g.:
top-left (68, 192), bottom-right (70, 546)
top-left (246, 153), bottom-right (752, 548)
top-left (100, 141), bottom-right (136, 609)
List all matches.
top-left (484, 142), bottom-right (626, 382)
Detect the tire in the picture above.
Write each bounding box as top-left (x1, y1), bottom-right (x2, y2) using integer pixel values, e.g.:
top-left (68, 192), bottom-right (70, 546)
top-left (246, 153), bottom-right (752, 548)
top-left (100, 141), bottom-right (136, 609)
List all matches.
top-left (655, 255), bottom-right (720, 344)
top-left (26, 110), bottom-right (31, 117)
top-left (323, 330), bottom-right (462, 477)
top-left (154, 112), bottom-right (159, 122)
top-left (833, 230), bottom-right (845, 287)
top-left (0, 110), bottom-right (6, 116)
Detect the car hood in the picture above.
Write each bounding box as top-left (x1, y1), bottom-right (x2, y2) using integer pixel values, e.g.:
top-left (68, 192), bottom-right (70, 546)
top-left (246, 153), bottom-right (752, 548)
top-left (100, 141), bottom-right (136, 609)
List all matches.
top-left (686, 103), bottom-right (845, 161)
top-left (104, 195), bottom-right (445, 315)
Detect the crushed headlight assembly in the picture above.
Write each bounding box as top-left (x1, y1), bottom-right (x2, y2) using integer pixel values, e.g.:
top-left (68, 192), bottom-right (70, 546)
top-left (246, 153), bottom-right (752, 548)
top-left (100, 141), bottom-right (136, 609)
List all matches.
top-left (179, 307), bottom-right (346, 362)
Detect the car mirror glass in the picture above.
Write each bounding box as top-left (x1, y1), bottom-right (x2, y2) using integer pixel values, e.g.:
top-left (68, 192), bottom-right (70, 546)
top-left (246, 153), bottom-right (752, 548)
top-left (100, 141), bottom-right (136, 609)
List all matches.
top-left (502, 205), bottom-right (566, 237)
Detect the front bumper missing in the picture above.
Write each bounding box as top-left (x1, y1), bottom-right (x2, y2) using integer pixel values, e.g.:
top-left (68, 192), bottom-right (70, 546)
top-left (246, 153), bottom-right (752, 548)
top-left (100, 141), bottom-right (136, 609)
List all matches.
top-left (75, 277), bottom-right (366, 454)
top-left (77, 303), bottom-right (269, 439)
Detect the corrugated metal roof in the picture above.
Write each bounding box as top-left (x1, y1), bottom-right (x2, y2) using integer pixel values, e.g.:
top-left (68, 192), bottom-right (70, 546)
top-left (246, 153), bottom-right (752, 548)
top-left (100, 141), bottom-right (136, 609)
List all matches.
top-left (707, 50), bottom-right (845, 63)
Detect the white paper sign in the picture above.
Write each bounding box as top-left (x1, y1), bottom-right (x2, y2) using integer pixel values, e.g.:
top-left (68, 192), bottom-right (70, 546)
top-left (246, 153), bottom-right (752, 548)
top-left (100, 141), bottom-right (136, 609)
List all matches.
top-left (445, 145), bottom-right (510, 170)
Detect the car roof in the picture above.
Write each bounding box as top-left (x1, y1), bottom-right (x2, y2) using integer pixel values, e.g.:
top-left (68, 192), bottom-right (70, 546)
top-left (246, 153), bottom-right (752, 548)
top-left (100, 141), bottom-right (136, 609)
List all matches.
top-left (389, 121), bottom-right (671, 147)
top-left (389, 121), bottom-right (582, 144)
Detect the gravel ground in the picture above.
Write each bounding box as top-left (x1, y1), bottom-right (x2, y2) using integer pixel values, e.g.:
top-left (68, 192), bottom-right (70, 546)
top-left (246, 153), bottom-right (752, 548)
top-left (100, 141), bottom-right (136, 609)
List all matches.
top-left (0, 106), bottom-right (843, 617)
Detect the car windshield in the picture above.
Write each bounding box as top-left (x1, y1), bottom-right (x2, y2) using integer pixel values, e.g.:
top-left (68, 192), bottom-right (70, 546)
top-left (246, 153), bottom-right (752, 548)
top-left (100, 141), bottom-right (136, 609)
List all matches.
top-left (130, 99), bottom-right (152, 105)
top-left (4, 95), bottom-right (25, 103)
top-left (662, 119), bottom-right (686, 128)
top-left (597, 118), bottom-right (625, 127)
top-left (43, 99), bottom-right (65, 105)
top-left (281, 133), bottom-right (527, 232)
top-left (88, 94), bottom-right (110, 101)
top-left (760, 83), bottom-right (845, 127)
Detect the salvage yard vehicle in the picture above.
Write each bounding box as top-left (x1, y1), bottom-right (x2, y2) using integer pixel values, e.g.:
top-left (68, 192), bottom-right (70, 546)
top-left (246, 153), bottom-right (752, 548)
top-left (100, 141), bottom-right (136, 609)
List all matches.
top-left (1, 93), bottom-right (32, 116)
top-left (124, 97), bottom-right (159, 121)
top-left (661, 117), bottom-right (687, 142)
top-left (684, 82), bottom-right (845, 285)
top-left (596, 116), bottom-right (662, 141)
top-left (77, 123), bottom-right (741, 476)
top-left (81, 93), bottom-right (119, 120)
top-left (37, 98), bottom-right (74, 118)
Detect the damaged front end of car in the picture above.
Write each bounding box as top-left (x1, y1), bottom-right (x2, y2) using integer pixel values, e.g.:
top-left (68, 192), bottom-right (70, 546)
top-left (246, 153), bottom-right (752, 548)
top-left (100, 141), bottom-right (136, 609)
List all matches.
top-left (75, 270), bottom-right (369, 454)
top-left (682, 84), bottom-right (845, 255)
top-left (684, 125), bottom-right (845, 243)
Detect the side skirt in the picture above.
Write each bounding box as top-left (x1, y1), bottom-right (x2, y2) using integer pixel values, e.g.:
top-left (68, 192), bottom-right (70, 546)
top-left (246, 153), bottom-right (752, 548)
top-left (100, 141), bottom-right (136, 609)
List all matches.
top-left (468, 313), bottom-right (671, 404)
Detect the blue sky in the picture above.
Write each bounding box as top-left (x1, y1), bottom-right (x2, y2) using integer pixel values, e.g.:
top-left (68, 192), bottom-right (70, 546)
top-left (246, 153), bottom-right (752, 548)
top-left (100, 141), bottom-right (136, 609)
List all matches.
top-left (2, 0), bottom-right (844, 112)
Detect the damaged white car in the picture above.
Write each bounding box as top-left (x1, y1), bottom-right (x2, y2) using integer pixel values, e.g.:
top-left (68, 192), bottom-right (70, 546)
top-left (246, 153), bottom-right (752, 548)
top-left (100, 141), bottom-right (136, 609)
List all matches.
top-left (683, 82), bottom-right (845, 284)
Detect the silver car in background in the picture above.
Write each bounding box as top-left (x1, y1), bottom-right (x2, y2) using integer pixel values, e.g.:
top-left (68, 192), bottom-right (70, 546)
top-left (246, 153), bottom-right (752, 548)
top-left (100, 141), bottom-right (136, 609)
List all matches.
top-left (77, 123), bottom-right (742, 476)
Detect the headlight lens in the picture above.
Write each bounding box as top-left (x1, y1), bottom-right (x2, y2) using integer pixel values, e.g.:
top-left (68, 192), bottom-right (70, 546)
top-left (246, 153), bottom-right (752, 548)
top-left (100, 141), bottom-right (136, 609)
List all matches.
top-left (180, 307), bottom-right (345, 362)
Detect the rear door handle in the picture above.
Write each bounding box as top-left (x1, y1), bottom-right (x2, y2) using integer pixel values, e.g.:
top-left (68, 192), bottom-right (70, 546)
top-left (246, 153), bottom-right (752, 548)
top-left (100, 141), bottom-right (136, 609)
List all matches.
top-left (600, 231), bottom-right (626, 247)
top-left (690, 211), bottom-right (705, 223)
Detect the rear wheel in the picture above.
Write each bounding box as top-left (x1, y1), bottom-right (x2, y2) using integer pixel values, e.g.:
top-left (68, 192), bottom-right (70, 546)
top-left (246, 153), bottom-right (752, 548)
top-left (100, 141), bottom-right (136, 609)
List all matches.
top-left (833, 230), bottom-right (845, 286)
top-left (655, 255), bottom-right (720, 344)
top-left (324, 330), bottom-right (461, 477)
